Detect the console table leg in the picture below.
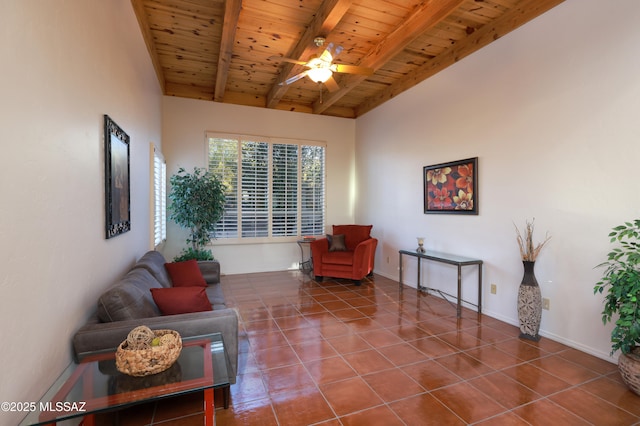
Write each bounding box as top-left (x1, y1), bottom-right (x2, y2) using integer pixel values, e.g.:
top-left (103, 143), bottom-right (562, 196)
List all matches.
top-left (398, 252), bottom-right (403, 292)
top-left (457, 265), bottom-right (462, 317)
top-left (417, 256), bottom-right (421, 291)
top-left (478, 264), bottom-right (482, 314)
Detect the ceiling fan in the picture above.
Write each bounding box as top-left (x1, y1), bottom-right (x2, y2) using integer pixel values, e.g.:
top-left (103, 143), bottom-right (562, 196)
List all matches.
top-left (270, 37), bottom-right (373, 92)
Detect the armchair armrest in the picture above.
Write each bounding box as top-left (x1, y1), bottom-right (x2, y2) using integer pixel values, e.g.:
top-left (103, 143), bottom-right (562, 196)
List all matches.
top-left (352, 238), bottom-right (378, 275)
top-left (310, 238), bottom-right (329, 257)
top-left (310, 238), bottom-right (329, 276)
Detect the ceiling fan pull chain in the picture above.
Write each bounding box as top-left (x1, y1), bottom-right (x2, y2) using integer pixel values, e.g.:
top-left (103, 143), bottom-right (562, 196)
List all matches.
top-left (319, 83), bottom-right (323, 104)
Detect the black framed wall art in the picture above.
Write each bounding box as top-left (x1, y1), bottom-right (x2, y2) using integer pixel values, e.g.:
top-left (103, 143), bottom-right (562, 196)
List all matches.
top-left (104, 115), bottom-right (131, 238)
top-left (423, 157), bottom-right (478, 215)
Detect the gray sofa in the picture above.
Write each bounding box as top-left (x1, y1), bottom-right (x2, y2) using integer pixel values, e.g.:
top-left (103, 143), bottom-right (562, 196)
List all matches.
top-left (72, 250), bottom-right (239, 383)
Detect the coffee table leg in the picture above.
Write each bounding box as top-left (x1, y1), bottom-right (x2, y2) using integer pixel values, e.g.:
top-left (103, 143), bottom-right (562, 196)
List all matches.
top-left (80, 414), bottom-right (95, 426)
top-left (204, 388), bottom-right (214, 426)
top-left (224, 386), bottom-right (230, 409)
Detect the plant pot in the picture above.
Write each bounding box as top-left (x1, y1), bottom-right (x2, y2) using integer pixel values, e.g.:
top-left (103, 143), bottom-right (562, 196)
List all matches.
top-left (618, 347), bottom-right (640, 396)
top-left (517, 261), bottom-right (542, 341)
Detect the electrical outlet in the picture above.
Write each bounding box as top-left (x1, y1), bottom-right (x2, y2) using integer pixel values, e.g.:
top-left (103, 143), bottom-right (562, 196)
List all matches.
top-left (490, 284), bottom-right (497, 294)
top-left (542, 298), bottom-right (550, 310)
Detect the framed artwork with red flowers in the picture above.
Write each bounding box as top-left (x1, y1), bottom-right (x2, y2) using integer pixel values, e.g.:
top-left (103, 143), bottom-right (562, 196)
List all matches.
top-left (423, 157), bottom-right (478, 215)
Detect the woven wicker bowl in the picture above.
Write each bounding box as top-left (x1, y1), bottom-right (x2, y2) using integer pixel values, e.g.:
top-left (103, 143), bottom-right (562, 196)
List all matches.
top-left (115, 329), bottom-right (182, 377)
top-left (618, 348), bottom-right (640, 396)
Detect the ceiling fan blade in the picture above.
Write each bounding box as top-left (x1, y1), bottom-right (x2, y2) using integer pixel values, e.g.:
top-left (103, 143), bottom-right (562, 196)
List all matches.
top-left (283, 71), bottom-right (309, 86)
top-left (324, 76), bottom-right (340, 92)
top-left (268, 56), bottom-right (308, 66)
top-left (319, 43), bottom-right (334, 63)
top-left (331, 64), bottom-right (374, 75)
top-left (332, 44), bottom-right (344, 60)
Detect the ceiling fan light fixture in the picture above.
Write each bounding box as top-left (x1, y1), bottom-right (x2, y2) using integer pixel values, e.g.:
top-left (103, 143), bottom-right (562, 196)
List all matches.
top-left (306, 67), bottom-right (332, 83)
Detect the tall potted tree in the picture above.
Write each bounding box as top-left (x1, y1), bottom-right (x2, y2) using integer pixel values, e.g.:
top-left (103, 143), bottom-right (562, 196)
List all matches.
top-left (594, 219), bottom-right (640, 395)
top-left (168, 167), bottom-right (226, 262)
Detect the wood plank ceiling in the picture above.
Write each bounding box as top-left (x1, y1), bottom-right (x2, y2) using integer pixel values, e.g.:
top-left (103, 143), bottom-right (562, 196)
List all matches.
top-left (132, 0), bottom-right (565, 118)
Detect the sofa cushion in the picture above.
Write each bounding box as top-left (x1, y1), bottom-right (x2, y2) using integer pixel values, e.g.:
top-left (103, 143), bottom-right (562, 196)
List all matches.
top-left (165, 260), bottom-right (207, 287)
top-left (134, 250), bottom-right (172, 287)
top-left (97, 269), bottom-right (162, 322)
top-left (322, 251), bottom-right (355, 266)
top-left (150, 287), bottom-right (213, 315)
top-left (332, 225), bottom-right (373, 251)
top-left (327, 234), bottom-right (346, 252)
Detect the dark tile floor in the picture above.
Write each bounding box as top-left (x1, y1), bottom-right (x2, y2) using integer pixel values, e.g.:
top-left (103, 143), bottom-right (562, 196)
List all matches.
top-left (98, 271), bottom-right (640, 425)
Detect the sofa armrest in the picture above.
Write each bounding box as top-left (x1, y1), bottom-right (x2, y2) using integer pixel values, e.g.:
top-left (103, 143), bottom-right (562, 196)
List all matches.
top-left (197, 260), bottom-right (221, 284)
top-left (72, 308), bottom-right (239, 383)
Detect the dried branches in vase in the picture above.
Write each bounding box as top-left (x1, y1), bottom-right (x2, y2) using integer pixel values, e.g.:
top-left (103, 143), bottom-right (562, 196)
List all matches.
top-left (515, 219), bottom-right (551, 261)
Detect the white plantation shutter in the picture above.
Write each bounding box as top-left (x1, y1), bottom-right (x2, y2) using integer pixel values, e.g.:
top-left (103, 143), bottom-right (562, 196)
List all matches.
top-left (208, 138), bottom-right (239, 238)
top-left (153, 146), bottom-right (166, 246)
top-left (241, 140), bottom-right (269, 238)
top-left (301, 145), bottom-right (325, 236)
top-left (207, 133), bottom-right (325, 239)
top-left (272, 143), bottom-right (298, 236)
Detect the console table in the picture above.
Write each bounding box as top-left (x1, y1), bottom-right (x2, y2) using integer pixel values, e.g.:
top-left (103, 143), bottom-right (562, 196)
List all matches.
top-left (398, 249), bottom-right (483, 318)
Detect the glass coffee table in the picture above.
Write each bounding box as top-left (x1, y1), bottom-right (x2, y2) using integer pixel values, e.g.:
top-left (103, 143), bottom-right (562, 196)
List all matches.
top-left (20, 333), bottom-right (231, 426)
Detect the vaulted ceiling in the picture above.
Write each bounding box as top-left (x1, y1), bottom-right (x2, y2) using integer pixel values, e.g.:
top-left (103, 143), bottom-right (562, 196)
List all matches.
top-left (132, 0), bottom-right (564, 118)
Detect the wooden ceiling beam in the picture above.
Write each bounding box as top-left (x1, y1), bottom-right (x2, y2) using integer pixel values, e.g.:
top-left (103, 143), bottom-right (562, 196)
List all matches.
top-left (131, 0), bottom-right (166, 92)
top-left (214, 0), bottom-right (243, 102)
top-left (313, 0), bottom-right (466, 114)
top-left (266, 0), bottom-right (352, 109)
top-left (355, 0), bottom-right (566, 116)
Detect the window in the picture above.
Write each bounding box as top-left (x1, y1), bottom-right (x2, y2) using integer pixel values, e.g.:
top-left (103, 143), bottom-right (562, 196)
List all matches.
top-left (207, 134), bottom-right (325, 239)
top-left (152, 145), bottom-right (167, 247)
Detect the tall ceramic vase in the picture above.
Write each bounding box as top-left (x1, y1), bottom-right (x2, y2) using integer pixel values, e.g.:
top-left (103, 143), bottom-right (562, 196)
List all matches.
top-left (517, 261), bottom-right (542, 341)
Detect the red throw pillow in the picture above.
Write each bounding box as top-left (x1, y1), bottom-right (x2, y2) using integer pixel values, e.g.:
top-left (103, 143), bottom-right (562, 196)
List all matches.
top-left (150, 287), bottom-right (212, 315)
top-left (164, 260), bottom-right (207, 287)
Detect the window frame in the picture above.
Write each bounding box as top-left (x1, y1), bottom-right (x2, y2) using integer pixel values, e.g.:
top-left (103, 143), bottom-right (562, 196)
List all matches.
top-left (206, 132), bottom-right (326, 243)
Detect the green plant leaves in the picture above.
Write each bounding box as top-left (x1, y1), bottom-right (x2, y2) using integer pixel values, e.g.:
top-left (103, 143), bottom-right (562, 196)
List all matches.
top-left (173, 248), bottom-right (214, 262)
top-left (594, 220), bottom-right (640, 355)
top-left (168, 167), bottom-right (226, 258)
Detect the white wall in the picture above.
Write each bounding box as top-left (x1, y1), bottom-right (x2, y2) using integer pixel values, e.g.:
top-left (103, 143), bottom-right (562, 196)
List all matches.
top-left (355, 0), bottom-right (640, 361)
top-left (0, 2), bottom-right (162, 424)
top-left (162, 97), bottom-right (356, 274)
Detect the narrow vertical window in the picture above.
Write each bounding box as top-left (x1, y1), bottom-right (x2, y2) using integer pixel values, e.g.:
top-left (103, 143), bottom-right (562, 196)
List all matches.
top-left (153, 146), bottom-right (167, 247)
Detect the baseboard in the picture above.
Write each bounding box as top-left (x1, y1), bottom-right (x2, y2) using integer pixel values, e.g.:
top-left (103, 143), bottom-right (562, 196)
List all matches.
top-left (373, 270), bottom-right (616, 364)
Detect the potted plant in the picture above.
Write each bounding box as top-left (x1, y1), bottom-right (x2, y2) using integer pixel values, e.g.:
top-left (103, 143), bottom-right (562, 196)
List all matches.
top-left (168, 167), bottom-right (226, 262)
top-left (514, 219), bottom-right (551, 341)
top-left (594, 219), bottom-right (640, 395)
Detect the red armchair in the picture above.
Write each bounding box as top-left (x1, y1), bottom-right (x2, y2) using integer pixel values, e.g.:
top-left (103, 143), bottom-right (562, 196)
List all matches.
top-left (310, 225), bottom-right (378, 286)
